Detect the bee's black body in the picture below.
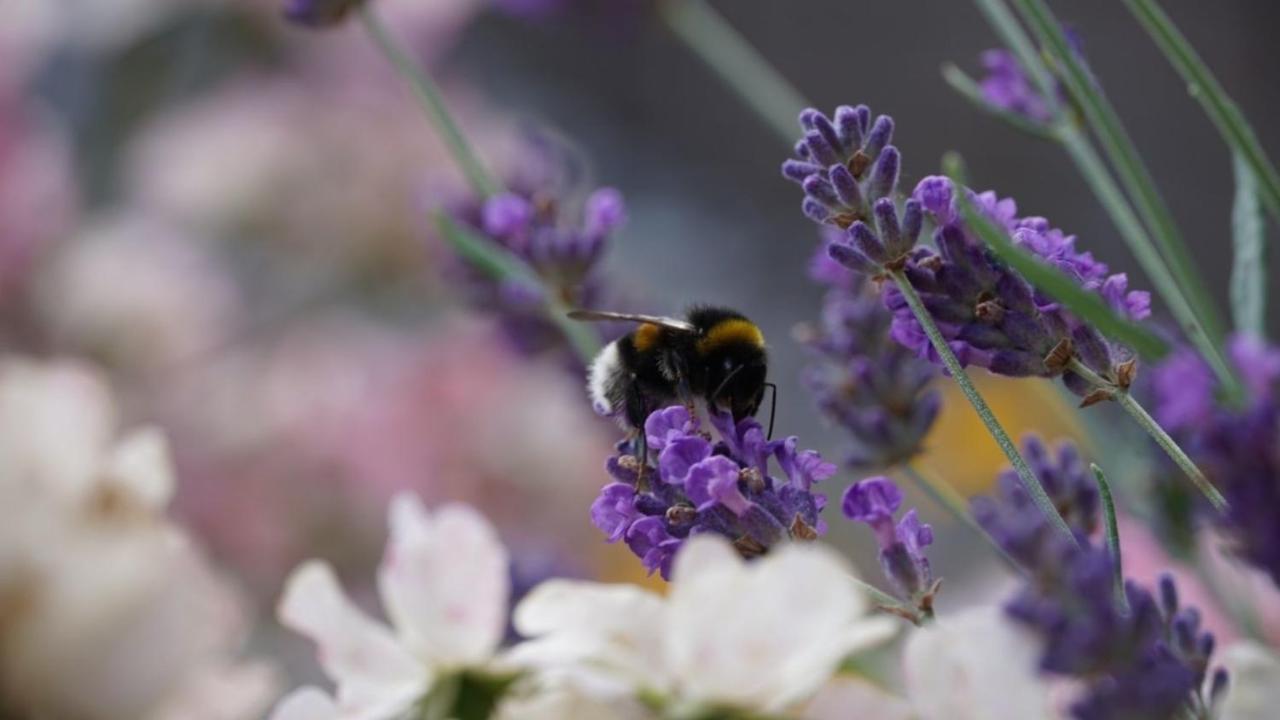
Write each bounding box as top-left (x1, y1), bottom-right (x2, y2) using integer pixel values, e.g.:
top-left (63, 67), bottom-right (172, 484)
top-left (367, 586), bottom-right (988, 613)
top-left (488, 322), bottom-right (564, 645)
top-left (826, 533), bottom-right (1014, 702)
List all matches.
top-left (582, 306), bottom-right (769, 433)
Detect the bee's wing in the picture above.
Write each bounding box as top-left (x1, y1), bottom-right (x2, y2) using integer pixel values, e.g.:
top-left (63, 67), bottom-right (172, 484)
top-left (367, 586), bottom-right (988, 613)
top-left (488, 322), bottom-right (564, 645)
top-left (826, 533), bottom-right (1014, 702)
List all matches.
top-left (567, 309), bottom-right (697, 333)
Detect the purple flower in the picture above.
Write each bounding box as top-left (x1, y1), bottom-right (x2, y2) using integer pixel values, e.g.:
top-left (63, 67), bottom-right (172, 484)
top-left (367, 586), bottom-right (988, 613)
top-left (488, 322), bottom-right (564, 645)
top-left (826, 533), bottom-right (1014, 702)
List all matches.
top-left (282, 0), bottom-right (364, 27)
top-left (973, 441), bottom-right (1220, 719)
top-left (1148, 335), bottom-right (1280, 587)
top-left (592, 406), bottom-right (832, 579)
top-left (781, 106), bottom-right (902, 230)
top-left (978, 49), bottom-right (1054, 124)
top-left (450, 172), bottom-right (625, 360)
top-left (842, 477), bottom-right (934, 602)
top-left (876, 176), bottom-right (1150, 395)
top-left (800, 268), bottom-right (940, 470)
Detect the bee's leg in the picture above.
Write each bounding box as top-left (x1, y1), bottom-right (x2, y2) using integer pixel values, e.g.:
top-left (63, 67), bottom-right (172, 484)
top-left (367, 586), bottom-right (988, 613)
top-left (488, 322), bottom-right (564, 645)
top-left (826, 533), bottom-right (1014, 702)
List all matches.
top-left (623, 379), bottom-right (650, 483)
top-left (667, 351), bottom-right (697, 418)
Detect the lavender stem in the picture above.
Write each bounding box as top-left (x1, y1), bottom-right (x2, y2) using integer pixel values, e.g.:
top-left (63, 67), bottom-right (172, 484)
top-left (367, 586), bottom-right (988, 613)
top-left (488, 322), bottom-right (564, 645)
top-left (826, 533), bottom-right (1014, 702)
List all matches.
top-left (889, 269), bottom-right (1078, 544)
top-left (1066, 358), bottom-right (1227, 512)
top-left (359, 5), bottom-right (500, 198)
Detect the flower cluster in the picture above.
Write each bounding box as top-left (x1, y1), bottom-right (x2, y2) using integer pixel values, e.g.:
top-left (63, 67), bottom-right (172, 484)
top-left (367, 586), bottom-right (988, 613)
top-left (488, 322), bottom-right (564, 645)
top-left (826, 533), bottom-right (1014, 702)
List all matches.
top-left (886, 176), bottom-right (1150, 396)
top-left (799, 238), bottom-right (940, 470)
top-left (782, 105), bottom-right (903, 230)
top-left (973, 436), bottom-right (1221, 719)
top-left (784, 105), bottom-right (1151, 399)
top-left (591, 406), bottom-right (834, 579)
top-left (842, 477), bottom-right (936, 613)
top-left (453, 182), bottom-right (625, 358)
top-left (1150, 335), bottom-right (1280, 586)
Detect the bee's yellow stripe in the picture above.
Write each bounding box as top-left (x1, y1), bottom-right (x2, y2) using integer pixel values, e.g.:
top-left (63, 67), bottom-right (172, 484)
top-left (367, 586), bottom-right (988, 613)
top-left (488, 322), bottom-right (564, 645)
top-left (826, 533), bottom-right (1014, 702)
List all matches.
top-left (633, 323), bottom-right (662, 352)
top-left (697, 319), bottom-right (764, 354)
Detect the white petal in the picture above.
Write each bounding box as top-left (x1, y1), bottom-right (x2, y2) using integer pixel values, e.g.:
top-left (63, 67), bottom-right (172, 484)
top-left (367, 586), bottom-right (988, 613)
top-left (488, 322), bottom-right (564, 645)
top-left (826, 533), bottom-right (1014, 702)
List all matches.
top-left (801, 675), bottom-right (914, 720)
top-left (378, 497), bottom-right (510, 667)
top-left (0, 358), bottom-right (115, 504)
top-left (666, 538), bottom-right (887, 711)
top-left (1219, 642), bottom-right (1280, 720)
top-left (278, 561), bottom-right (425, 717)
top-left (268, 687), bottom-right (341, 720)
top-left (103, 426), bottom-right (174, 509)
top-left (670, 532), bottom-right (742, 585)
top-left (509, 579), bottom-right (665, 691)
top-left (904, 605), bottom-right (1056, 720)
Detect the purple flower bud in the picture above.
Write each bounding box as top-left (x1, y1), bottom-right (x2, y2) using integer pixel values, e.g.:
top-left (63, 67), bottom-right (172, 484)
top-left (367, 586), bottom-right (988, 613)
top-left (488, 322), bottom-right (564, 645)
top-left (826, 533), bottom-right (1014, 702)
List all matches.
top-left (827, 240), bottom-right (876, 275)
top-left (867, 146), bottom-right (900, 201)
top-left (583, 187), bottom-right (626, 237)
top-left (625, 516), bottom-right (682, 579)
top-left (849, 221), bottom-right (888, 264)
top-left (646, 405), bottom-right (696, 452)
top-left (863, 115), bottom-right (895, 159)
top-left (658, 436), bottom-right (712, 485)
top-left (483, 193), bottom-right (535, 240)
top-left (843, 477), bottom-right (933, 602)
top-left (834, 104), bottom-right (866, 150)
top-left (685, 456), bottom-right (751, 515)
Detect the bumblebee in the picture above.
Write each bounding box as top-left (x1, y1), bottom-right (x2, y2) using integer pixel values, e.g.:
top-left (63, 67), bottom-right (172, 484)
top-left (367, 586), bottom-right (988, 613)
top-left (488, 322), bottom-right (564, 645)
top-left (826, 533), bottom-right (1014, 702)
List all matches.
top-left (570, 306), bottom-right (773, 450)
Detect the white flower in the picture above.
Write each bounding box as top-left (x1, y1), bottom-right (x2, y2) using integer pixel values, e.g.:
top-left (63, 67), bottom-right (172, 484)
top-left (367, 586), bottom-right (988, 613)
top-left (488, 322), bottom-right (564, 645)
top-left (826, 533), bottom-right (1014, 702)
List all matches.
top-left (511, 535), bottom-right (896, 716)
top-left (271, 495), bottom-right (511, 719)
top-left (0, 356), bottom-right (273, 720)
top-left (1217, 642), bottom-right (1280, 720)
top-left (903, 605), bottom-right (1059, 720)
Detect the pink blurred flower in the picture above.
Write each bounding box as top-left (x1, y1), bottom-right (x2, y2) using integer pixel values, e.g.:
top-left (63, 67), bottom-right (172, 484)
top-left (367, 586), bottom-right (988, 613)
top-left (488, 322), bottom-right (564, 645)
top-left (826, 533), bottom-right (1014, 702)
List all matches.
top-left (34, 212), bottom-right (241, 374)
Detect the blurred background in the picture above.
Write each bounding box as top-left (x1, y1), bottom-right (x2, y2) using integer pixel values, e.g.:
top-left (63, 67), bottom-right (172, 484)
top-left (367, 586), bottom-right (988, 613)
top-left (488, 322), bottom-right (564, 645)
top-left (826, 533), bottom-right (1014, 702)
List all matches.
top-left (2, 0), bottom-right (1277, 710)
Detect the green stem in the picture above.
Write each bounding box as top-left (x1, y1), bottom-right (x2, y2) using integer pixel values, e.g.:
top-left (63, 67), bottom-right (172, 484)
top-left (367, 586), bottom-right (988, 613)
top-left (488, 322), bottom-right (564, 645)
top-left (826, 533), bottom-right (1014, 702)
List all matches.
top-left (889, 270), bottom-right (1077, 543)
top-left (1066, 359), bottom-right (1227, 512)
top-left (1122, 0), bottom-right (1280, 225)
top-left (360, 5), bottom-right (501, 198)
top-left (1090, 463), bottom-right (1130, 614)
top-left (658, 0), bottom-right (808, 146)
top-left (1011, 0), bottom-right (1228, 354)
top-left (901, 463), bottom-right (1022, 572)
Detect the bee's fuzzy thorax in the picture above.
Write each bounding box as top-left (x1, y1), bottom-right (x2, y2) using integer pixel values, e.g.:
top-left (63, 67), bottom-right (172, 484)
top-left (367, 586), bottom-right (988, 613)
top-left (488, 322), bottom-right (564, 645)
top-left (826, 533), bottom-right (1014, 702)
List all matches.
top-left (696, 319), bottom-right (765, 356)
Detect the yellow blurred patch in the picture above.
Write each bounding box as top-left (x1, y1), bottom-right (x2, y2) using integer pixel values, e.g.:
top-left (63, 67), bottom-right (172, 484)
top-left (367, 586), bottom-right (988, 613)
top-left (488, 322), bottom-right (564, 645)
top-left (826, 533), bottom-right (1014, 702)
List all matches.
top-left (915, 375), bottom-right (1087, 497)
top-left (594, 541), bottom-right (670, 594)
top-left (633, 323), bottom-right (662, 352)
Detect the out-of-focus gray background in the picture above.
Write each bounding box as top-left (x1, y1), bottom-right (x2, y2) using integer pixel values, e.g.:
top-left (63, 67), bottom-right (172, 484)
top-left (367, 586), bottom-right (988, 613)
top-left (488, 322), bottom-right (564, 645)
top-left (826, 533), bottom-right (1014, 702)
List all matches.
top-left (459, 0), bottom-right (1280, 440)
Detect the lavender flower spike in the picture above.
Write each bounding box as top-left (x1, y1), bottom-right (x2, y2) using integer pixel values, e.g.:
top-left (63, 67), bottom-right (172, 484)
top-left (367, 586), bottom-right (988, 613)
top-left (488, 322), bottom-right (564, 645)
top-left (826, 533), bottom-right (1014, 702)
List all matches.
top-left (880, 176), bottom-right (1151, 397)
top-left (1149, 335), bottom-right (1280, 587)
top-left (782, 106), bottom-right (902, 230)
top-left (589, 405), bottom-right (833, 579)
top-left (842, 477), bottom-right (936, 608)
top-left (283, 0), bottom-right (366, 27)
top-left (972, 437), bottom-right (1222, 719)
top-left (800, 247), bottom-right (940, 470)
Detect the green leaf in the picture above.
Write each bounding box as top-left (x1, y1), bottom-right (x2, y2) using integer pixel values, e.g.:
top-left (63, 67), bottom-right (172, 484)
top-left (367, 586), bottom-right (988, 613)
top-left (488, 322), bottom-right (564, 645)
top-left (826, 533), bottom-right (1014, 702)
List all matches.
top-left (953, 181), bottom-right (1170, 361)
top-left (1231, 153), bottom-right (1268, 337)
top-left (1090, 463), bottom-right (1129, 615)
top-left (434, 213), bottom-right (602, 362)
top-left (1123, 0), bottom-right (1280, 225)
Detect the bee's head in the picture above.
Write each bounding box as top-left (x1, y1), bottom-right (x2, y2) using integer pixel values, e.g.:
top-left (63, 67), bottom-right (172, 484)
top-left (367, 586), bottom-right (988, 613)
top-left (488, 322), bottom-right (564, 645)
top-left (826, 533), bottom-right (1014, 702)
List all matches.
top-left (707, 350), bottom-right (768, 421)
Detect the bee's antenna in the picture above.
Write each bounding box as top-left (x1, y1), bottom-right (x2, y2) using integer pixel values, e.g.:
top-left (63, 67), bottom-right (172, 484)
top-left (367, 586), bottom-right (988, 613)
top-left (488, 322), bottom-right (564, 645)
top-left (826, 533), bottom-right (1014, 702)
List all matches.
top-left (764, 382), bottom-right (778, 440)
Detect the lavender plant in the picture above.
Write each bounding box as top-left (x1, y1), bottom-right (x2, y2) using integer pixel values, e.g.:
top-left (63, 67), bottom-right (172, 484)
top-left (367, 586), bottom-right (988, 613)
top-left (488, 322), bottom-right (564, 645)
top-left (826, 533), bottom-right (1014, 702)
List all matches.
top-left (973, 437), bottom-right (1226, 720)
top-left (591, 405), bottom-right (833, 579)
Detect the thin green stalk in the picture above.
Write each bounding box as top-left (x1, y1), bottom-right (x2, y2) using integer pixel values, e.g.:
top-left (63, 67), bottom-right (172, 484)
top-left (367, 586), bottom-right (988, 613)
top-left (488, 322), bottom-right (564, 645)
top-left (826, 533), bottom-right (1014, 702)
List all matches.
top-left (1231, 154), bottom-right (1267, 337)
top-left (1090, 463), bottom-right (1129, 614)
top-left (1066, 359), bottom-right (1227, 512)
top-left (658, 0), bottom-right (808, 146)
top-left (902, 463), bottom-right (1023, 572)
top-left (1011, 0), bottom-right (1227, 349)
top-left (889, 270), bottom-right (1077, 543)
top-left (359, 5), bottom-right (500, 198)
top-left (1123, 0), bottom-right (1280, 224)
top-left (435, 214), bottom-right (601, 363)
